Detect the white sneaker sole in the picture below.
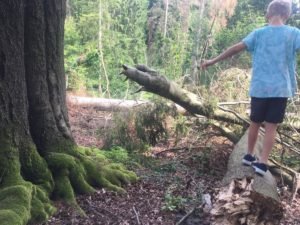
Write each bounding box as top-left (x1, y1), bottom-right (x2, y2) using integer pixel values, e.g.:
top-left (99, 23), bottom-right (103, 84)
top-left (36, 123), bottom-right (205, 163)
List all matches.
top-left (253, 166), bottom-right (267, 176)
top-left (242, 159), bottom-right (253, 166)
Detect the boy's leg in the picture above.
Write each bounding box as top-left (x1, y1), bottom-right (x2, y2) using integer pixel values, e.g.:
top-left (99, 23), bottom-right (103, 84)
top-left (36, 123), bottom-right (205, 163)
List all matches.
top-left (242, 98), bottom-right (265, 166)
top-left (252, 98), bottom-right (287, 175)
top-left (260, 122), bottom-right (277, 164)
top-left (247, 97), bottom-right (266, 155)
top-left (260, 98), bottom-right (287, 163)
top-left (247, 121), bottom-right (261, 155)
top-left (243, 121), bottom-right (261, 166)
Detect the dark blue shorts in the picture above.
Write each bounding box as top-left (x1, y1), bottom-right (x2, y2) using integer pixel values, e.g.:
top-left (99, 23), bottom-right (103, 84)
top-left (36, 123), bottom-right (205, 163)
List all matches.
top-left (250, 97), bottom-right (288, 124)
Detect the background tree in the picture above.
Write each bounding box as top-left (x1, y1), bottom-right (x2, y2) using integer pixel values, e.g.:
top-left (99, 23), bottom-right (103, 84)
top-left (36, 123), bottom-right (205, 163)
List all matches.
top-left (65, 0), bottom-right (148, 98)
top-left (0, 1), bottom-right (136, 224)
top-left (64, 0), bottom-right (300, 97)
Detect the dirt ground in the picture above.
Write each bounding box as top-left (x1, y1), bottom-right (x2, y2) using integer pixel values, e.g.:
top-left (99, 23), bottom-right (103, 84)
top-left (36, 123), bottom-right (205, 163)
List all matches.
top-left (40, 101), bottom-right (300, 225)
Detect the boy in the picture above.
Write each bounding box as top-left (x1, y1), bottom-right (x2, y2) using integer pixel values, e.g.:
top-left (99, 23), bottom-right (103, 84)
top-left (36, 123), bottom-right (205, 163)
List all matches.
top-left (201, 0), bottom-right (300, 176)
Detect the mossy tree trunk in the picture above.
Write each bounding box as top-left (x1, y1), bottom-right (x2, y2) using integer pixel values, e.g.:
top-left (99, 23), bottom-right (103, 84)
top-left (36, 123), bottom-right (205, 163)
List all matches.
top-left (0, 1), bottom-right (136, 225)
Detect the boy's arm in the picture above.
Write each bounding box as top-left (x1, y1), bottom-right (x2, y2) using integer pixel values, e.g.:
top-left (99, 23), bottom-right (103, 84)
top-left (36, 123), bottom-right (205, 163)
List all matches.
top-left (201, 42), bottom-right (246, 69)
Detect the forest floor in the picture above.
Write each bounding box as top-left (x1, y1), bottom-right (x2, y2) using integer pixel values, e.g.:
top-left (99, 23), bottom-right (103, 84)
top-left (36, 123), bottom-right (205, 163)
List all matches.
top-left (41, 101), bottom-right (300, 225)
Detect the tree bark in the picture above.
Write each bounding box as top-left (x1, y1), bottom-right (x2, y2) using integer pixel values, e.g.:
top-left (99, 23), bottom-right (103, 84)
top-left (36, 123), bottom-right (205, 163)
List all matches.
top-left (0, 1), bottom-right (136, 224)
top-left (25, 0), bottom-right (72, 153)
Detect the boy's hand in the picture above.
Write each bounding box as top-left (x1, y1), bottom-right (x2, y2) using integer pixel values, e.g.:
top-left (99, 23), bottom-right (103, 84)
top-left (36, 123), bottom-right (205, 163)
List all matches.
top-left (199, 42), bottom-right (245, 70)
top-left (200, 59), bottom-right (215, 70)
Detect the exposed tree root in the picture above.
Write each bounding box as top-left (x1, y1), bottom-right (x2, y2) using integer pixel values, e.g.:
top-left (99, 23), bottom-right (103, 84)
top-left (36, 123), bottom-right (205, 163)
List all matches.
top-left (0, 136), bottom-right (137, 225)
top-left (46, 146), bottom-right (138, 202)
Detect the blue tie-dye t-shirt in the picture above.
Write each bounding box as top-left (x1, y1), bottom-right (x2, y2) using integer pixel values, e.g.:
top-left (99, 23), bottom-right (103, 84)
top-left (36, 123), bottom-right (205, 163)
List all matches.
top-left (242, 25), bottom-right (300, 97)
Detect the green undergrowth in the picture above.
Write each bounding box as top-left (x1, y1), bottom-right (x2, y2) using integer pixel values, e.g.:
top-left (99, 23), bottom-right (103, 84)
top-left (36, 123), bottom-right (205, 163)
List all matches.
top-left (94, 109), bottom-right (223, 215)
top-left (271, 148), bottom-right (300, 171)
top-left (162, 192), bottom-right (187, 212)
top-left (102, 101), bottom-right (177, 152)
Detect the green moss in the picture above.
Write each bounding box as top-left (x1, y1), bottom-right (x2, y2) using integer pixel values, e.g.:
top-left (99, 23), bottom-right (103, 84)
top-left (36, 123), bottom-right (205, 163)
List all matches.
top-left (52, 173), bottom-right (75, 203)
top-left (0, 184), bottom-right (32, 225)
top-left (0, 132), bottom-right (50, 224)
top-left (80, 158), bottom-right (123, 192)
top-left (0, 130), bottom-right (57, 225)
top-left (81, 158), bottom-right (102, 185)
top-left (20, 142), bottom-right (54, 193)
top-left (0, 144), bottom-right (23, 187)
top-left (46, 152), bottom-right (78, 171)
top-left (30, 197), bottom-right (49, 223)
top-left (77, 146), bottom-right (108, 163)
top-left (0, 210), bottom-right (23, 225)
top-left (102, 164), bottom-right (138, 186)
top-left (29, 187), bottom-right (56, 224)
top-left (46, 152), bottom-right (95, 196)
top-left (77, 146), bottom-right (92, 155)
top-left (69, 164), bottom-right (95, 194)
top-left (43, 138), bottom-right (77, 156)
top-left (80, 147), bottom-right (139, 192)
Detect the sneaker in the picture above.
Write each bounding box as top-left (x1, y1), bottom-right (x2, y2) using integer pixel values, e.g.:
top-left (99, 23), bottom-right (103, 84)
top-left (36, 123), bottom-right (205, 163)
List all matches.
top-left (252, 162), bottom-right (268, 176)
top-left (242, 154), bottom-right (257, 166)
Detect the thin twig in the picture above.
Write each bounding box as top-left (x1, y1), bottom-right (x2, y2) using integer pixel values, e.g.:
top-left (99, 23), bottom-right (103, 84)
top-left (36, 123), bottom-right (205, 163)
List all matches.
top-left (218, 105), bottom-right (250, 125)
top-left (218, 101), bottom-right (250, 106)
top-left (274, 135), bottom-right (300, 155)
top-left (258, 125), bottom-right (300, 156)
top-left (277, 128), bottom-right (300, 147)
top-left (133, 206), bottom-right (141, 225)
top-left (269, 158), bottom-right (300, 200)
top-left (175, 207), bottom-right (196, 225)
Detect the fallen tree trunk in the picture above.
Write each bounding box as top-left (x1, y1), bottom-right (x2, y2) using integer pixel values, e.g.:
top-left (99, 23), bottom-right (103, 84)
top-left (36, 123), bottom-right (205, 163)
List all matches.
top-left (120, 65), bottom-right (248, 127)
top-left (68, 95), bottom-right (149, 112)
top-left (211, 130), bottom-right (282, 225)
top-left (67, 95), bottom-right (187, 114)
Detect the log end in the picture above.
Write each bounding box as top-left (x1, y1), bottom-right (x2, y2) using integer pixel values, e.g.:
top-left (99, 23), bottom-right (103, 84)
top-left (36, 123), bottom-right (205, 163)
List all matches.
top-left (212, 130), bottom-right (283, 224)
top-left (211, 178), bottom-right (283, 225)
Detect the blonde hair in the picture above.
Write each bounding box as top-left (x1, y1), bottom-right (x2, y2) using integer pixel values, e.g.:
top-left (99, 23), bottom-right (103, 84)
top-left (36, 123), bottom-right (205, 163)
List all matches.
top-left (267, 0), bottom-right (292, 19)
